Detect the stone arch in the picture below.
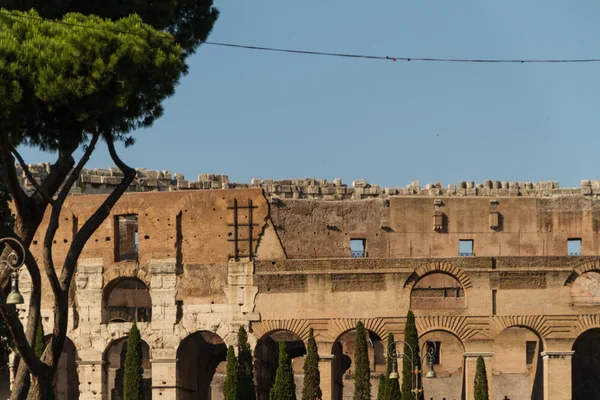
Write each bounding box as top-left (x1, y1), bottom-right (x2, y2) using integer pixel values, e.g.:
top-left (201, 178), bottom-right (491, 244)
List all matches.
top-left (572, 315), bottom-right (600, 338)
top-left (572, 327), bottom-right (600, 400)
top-left (330, 324), bottom-right (386, 400)
top-left (325, 318), bottom-right (388, 343)
top-left (103, 277), bottom-right (152, 323)
top-left (489, 316), bottom-right (550, 348)
top-left (104, 265), bottom-right (150, 288)
top-left (410, 272), bottom-right (467, 310)
top-left (418, 329), bottom-right (465, 400)
top-left (43, 335), bottom-right (80, 399)
top-left (254, 329), bottom-right (307, 400)
top-left (103, 335), bottom-right (152, 400)
top-left (251, 319), bottom-right (311, 342)
top-left (403, 261), bottom-right (473, 290)
top-left (176, 330), bottom-right (227, 400)
top-left (415, 316), bottom-right (473, 342)
top-left (491, 325), bottom-right (544, 400)
top-left (565, 261), bottom-right (600, 287)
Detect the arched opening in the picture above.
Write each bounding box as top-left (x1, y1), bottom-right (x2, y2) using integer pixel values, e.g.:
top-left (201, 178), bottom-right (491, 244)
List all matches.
top-left (103, 277), bottom-right (151, 324)
top-left (45, 336), bottom-right (80, 399)
top-left (570, 271), bottom-right (600, 306)
top-left (254, 330), bottom-right (306, 400)
top-left (492, 327), bottom-right (543, 400)
top-left (176, 331), bottom-right (227, 400)
top-left (411, 273), bottom-right (466, 309)
top-left (331, 329), bottom-right (384, 400)
top-left (103, 336), bottom-right (152, 400)
top-left (419, 330), bottom-right (465, 400)
top-left (572, 328), bottom-right (600, 400)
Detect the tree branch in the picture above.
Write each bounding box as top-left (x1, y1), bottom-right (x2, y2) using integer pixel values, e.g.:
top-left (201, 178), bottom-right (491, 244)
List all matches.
top-left (0, 136), bottom-right (28, 219)
top-left (9, 143), bottom-right (55, 206)
top-left (42, 133), bottom-right (100, 301)
top-left (59, 135), bottom-right (136, 291)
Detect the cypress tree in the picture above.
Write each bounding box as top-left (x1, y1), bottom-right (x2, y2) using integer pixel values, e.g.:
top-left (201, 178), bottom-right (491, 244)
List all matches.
top-left (301, 328), bottom-right (322, 400)
top-left (353, 321), bottom-right (371, 400)
top-left (376, 375), bottom-right (386, 400)
top-left (386, 378), bottom-right (401, 400)
top-left (474, 356), bottom-right (489, 400)
top-left (270, 341), bottom-right (296, 400)
top-left (224, 345), bottom-right (238, 400)
top-left (34, 317), bottom-right (45, 358)
top-left (123, 323), bottom-right (144, 400)
top-left (402, 311), bottom-right (423, 400)
top-left (385, 333), bottom-right (401, 400)
top-left (238, 326), bottom-right (256, 400)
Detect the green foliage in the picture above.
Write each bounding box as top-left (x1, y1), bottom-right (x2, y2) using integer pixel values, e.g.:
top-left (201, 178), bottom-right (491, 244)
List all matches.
top-left (376, 375), bottom-right (386, 400)
top-left (0, 9), bottom-right (187, 152)
top-left (474, 356), bottom-right (489, 400)
top-left (301, 328), bottom-right (321, 400)
top-left (123, 323), bottom-right (144, 400)
top-left (386, 333), bottom-right (395, 377)
top-left (224, 345), bottom-right (238, 400)
top-left (385, 378), bottom-right (401, 400)
top-left (1, 0), bottom-right (219, 56)
top-left (353, 321), bottom-right (371, 400)
top-left (34, 317), bottom-right (45, 358)
top-left (270, 341), bottom-right (296, 400)
top-left (237, 326), bottom-right (256, 400)
top-left (402, 311), bottom-right (422, 400)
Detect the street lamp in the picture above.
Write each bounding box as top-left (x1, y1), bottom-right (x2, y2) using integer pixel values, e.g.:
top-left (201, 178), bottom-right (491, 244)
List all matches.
top-left (387, 339), bottom-right (437, 399)
top-left (1, 237), bottom-right (26, 305)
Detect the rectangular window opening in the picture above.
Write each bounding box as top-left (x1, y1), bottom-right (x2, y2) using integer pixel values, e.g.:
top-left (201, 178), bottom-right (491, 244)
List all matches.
top-left (351, 239), bottom-right (366, 258)
top-left (526, 341), bottom-right (537, 365)
top-left (459, 239), bottom-right (474, 256)
top-left (492, 290), bottom-right (497, 316)
top-left (115, 214), bottom-right (139, 262)
top-left (426, 341), bottom-right (441, 365)
top-left (568, 238), bottom-right (581, 256)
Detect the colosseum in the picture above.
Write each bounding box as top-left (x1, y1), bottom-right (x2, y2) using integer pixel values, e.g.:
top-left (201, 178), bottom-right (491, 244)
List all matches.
top-left (2, 165), bottom-right (600, 400)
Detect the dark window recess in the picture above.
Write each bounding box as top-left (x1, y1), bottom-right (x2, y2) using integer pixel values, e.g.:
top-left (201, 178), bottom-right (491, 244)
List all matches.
top-left (115, 215), bottom-right (139, 262)
top-left (492, 290), bottom-right (497, 316)
top-left (426, 341), bottom-right (441, 365)
top-left (568, 238), bottom-right (581, 256)
top-left (459, 240), bottom-right (474, 256)
top-left (526, 341), bottom-right (537, 364)
top-left (351, 239), bottom-right (366, 258)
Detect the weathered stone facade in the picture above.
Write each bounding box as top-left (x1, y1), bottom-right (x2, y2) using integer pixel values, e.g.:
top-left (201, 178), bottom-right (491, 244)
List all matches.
top-left (3, 165), bottom-right (600, 400)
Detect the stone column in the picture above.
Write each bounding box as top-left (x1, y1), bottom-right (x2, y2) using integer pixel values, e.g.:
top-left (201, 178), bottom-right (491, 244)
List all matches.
top-left (541, 351), bottom-right (573, 400)
top-left (318, 355), bottom-right (334, 400)
top-left (463, 352), bottom-right (493, 400)
top-left (150, 259), bottom-right (177, 330)
top-left (151, 349), bottom-right (178, 400)
top-left (77, 351), bottom-right (104, 400)
top-left (75, 259), bottom-right (104, 324)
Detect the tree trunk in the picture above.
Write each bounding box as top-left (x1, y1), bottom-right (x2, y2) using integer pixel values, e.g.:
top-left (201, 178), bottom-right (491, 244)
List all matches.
top-left (27, 371), bottom-right (54, 400)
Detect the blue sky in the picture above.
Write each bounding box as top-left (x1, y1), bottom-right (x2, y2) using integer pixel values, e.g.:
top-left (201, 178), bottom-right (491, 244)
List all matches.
top-left (16, 1), bottom-right (600, 188)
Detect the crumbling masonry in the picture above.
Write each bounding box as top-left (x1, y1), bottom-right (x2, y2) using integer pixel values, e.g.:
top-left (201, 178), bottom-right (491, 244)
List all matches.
top-left (3, 165), bottom-right (600, 400)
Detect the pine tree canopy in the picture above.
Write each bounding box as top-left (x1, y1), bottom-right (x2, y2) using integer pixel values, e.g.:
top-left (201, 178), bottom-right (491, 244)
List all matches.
top-left (353, 322), bottom-right (371, 400)
top-left (270, 340), bottom-right (296, 400)
top-left (123, 323), bottom-right (144, 400)
top-left (301, 328), bottom-right (322, 400)
top-left (0, 0), bottom-right (218, 56)
top-left (0, 9), bottom-right (187, 152)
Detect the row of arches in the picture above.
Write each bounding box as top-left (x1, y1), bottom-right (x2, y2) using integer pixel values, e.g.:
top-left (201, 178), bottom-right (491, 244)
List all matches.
top-left (18, 326), bottom-right (598, 399)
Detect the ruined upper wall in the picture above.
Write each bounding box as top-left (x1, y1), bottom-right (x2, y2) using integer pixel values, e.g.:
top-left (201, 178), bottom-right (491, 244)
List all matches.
top-left (15, 162), bottom-right (600, 199)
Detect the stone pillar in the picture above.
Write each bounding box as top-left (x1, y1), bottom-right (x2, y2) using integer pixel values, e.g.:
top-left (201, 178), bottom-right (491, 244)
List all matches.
top-left (151, 349), bottom-right (178, 400)
top-left (541, 351), bottom-right (573, 400)
top-left (77, 351), bottom-right (104, 400)
top-left (463, 352), bottom-right (493, 400)
top-left (75, 259), bottom-right (104, 324)
top-left (150, 259), bottom-right (177, 329)
top-left (318, 355), bottom-right (334, 400)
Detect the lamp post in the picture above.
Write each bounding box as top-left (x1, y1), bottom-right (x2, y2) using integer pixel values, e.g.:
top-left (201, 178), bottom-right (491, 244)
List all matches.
top-left (387, 339), bottom-right (437, 399)
top-left (1, 237), bottom-right (26, 305)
